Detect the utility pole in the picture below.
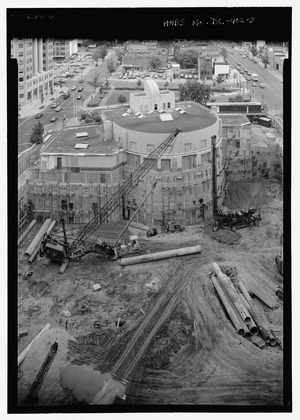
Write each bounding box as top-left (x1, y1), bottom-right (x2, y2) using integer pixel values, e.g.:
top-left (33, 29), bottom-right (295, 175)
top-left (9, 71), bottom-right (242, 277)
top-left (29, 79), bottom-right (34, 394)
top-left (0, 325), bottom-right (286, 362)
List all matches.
top-left (211, 135), bottom-right (218, 218)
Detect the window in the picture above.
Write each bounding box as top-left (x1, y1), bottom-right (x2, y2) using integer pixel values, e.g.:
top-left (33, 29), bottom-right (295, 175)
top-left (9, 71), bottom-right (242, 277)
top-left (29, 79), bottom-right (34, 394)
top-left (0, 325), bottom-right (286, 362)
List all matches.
top-left (182, 155), bottom-right (196, 170)
top-left (19, 93), bottom-right (24, 98)
top-left (163, 102), bottom-right (166, 110)
top-left (235, 140), bottom-right (240, 148)
top-left (161, 159), bottom-right (171, 171)
top-left (57, 157), bottom-right (62, 170)
top-left (184, 143), bottom-right (191, 151)
top-left (100, 174), bottom-right (106, 184)
top-left (18, 52), bottom-right (23, 57)
top-left (147, 144), bottom-right (155, 152)
top-left (19, 77), bottom-right (23, 82)
top-left (27, 91), bottom-right (31, 100)
top-left (201, 139), bottom-right (207, 148)
top-left (18, 43), bottom-right (23, 48)
top-left (154, 104), bottom-right (158, 111)
top-left (130, 141), bottom-right (137, 150)
top-left (167, 102), bottom-right (171, 108)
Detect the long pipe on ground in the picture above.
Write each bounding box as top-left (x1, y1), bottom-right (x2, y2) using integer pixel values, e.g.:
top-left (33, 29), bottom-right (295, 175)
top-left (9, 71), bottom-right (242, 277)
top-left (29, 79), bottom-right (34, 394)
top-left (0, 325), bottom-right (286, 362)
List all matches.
top-left (212, 263), bottom-right (252, 325)
top-left (238, 293), bottom-right (258, 335)
top-left (212, 275), bottom-right (245, 336)
top-left (28, 220), bottom-right (57, 264)
top-left (24, 218), bottom-right (52, 257)
top-left (238, 286), bottom-right (274, 344)
top-left (18, 220), bottom-right (37, 246)
top-left (119, 245), bottom-right (201, 266)
top-left (18, 324), bottom-right (51, 366)
top-left (214, 275), bottom-right (251, 338)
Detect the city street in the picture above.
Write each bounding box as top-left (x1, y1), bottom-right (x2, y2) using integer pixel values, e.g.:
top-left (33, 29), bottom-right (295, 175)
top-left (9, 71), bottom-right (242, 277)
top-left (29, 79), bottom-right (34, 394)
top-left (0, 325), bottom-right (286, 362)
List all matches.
top-left (18, 59), bottom-right (108, 154)
top-left (221, 42), bottom-right (283, 116)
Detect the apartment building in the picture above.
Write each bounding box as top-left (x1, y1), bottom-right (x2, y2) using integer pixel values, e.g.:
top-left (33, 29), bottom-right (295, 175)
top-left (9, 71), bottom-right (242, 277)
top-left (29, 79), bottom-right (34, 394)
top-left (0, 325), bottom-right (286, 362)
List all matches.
top-left (11, 38), bottom-right (55, 113)
top-left (53, 39), bottom-right (78, 61)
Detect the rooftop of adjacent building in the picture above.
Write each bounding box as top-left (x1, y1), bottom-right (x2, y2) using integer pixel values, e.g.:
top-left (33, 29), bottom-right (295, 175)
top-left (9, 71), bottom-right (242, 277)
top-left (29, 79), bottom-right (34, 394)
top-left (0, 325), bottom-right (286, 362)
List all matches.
top-left (104, 101), bottom-right (217, 134)
top-left (42, 124), bottom-right (118, 155)
top-left (219, 114), bottom-right (251, 127)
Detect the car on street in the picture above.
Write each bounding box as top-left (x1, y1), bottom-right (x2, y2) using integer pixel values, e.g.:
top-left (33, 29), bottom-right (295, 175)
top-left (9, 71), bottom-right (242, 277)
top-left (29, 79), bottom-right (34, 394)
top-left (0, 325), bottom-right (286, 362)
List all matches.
top-left (78, 87), bottom-right (83, 92)
top-left (79, 79), bottom-right (84, 83)
top-left (51, 102), bottom-right (58, 108)
top-left (71, 86), bottom-right (77, 91)
top-left (252, 82), bottom-right (257, 87)
top-left (259, 83), bottom-right (265, 88)
top-left (76, 95), bottom-right (82, 100)
top-left (55, 106), bottom-right (62, 112)
top-left (50, 116), bottom-right (58, 122)
top-left (35, 113), bottom-right (43, 119)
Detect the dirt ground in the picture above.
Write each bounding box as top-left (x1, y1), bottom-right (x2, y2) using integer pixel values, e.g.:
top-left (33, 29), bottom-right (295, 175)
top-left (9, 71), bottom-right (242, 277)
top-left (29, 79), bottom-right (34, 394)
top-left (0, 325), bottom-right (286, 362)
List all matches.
top-left (17, 178), bottom-right (284, 407)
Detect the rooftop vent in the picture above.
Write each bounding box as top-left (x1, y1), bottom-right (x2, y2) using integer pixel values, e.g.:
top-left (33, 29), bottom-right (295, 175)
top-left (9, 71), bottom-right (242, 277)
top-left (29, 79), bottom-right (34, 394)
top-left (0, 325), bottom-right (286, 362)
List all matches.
top-left (159, 113), bottom-right (173, 122)
top-left (74, 143), bottom-right (89, 149)
top-left (75, 132), bottom-right (88, 138)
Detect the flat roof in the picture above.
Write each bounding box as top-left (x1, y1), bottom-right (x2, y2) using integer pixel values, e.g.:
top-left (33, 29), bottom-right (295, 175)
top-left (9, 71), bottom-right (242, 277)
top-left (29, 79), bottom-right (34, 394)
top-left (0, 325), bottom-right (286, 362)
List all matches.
top-left (219, 114), bottom-right (250, 126)
top-left (104, 101), bottom-right (217, 134)
top-left (42, 125), bottom-right (118, 154)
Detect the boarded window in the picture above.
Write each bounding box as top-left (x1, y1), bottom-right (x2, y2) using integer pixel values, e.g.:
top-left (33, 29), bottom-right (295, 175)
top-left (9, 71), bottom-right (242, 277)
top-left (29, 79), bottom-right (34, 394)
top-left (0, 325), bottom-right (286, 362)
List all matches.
top-left (184, 143), bottom-right (191, 151)
top-left (182, 155), bottom-right (196, 170)
top-left (201, 139), bottom-right (207, 148)
top-left (161, 159), bottom-right (171, 171)
top-left (70, 157), bottom-right (78, 166)
top-left (130, 141), bottom-right (137, 150)
top-left (126, 152), bottom-right (141, 168)
top-left (201, 152), bottom-right (211, 164)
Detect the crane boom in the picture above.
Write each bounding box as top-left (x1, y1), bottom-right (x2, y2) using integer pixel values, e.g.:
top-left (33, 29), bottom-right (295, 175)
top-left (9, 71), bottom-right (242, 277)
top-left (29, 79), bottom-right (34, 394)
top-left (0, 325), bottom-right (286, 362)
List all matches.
top-left (68, 128), bottom-right (180, 254)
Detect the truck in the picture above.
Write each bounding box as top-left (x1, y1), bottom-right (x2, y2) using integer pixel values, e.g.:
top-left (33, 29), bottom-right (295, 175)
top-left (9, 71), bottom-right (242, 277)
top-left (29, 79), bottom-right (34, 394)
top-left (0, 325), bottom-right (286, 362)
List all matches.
top-left (251, 73), bottom-right (258, 82)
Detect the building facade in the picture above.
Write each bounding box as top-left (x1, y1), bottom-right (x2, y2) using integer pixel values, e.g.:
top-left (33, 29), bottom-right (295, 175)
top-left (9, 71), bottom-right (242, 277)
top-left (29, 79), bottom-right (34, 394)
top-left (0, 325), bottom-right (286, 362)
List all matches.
top-left (53, 39), bottom-right (78, 61)
top-left (11, 38), bottom-right (55, 113)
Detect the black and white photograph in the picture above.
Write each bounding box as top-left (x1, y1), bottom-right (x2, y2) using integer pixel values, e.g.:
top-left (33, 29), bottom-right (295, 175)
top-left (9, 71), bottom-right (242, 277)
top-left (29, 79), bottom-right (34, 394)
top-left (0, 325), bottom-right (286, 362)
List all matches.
top-left (7, 4), bottom-right (292, 414)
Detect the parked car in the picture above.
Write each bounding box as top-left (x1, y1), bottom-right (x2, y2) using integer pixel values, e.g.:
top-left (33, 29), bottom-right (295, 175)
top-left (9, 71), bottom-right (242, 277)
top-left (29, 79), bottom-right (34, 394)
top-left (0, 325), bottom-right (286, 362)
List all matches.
top-left (78, 87), bottom-right (83, 92)
top-left (78, 79), bottom-right (84, 83)
top-left (51, 102), bottom-right (58, 108)
top-left (76, 95), bottom-right (82, 100)
top-left (71, 86), bottom-right (77, 91)
top-left (185, 75), bottom-right (188, 79)
top-left (50, 116), bottom-right (58, 122)
top-left (259, 83), bottom-right (265, 88)
top-left (35, 113), bottom-right (43, 119)
top-left (252, 82), bottom-right (257, 87)
top-left (55, 106), bottom-right (62, 112)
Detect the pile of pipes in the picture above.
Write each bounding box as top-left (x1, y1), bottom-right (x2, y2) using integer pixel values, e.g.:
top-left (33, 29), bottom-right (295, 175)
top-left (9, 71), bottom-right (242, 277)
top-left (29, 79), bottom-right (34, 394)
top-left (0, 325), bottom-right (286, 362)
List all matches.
top-left (22, 218), bottom-right (56, 264)
top-left (211, 262), bottom-right (280, 348)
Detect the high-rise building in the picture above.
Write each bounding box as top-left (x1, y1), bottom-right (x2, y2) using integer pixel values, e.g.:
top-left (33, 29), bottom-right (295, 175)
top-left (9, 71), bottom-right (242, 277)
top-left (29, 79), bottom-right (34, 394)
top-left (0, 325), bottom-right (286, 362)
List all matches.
top-left (10, 38), bottom-right (55, 113)
top-left (53, 39), bottom-right (78, 61)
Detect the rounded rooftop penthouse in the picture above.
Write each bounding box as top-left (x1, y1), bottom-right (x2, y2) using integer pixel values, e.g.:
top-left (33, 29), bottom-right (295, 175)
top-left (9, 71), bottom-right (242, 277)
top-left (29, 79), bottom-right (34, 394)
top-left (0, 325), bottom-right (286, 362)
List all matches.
top-left (144, 79), bottom-right (160, 97)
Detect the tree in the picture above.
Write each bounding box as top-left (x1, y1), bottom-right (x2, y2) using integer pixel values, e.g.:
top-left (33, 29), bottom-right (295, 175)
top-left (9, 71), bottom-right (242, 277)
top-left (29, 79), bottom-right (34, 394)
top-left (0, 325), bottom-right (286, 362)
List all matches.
top-left (261, 52), bottom-right (270, 68)
top-left (92, 45), bottom-right (108, 66)
top-left (105, 56), bottom-right (117, 75)
top-left (88, 71), bottom-right (100, 92)
top-left (30, 121), bottom-right (44, 144)
top-left (216, 75), bottom-right (224, 85)
top-left (178, 80), bottom-right (212, 105)
top-left (220, 47), bottom-right (228, 60)
top-left (150, 56), bottom-right (161, 70)
top-left (251, 45), bottom-right (258, 57)
top-left (115, 46), bottom-right (126, 63)
top-left (175, 49), bottom-right (198, 69)
top-left (117, 94), bottom-right (127, 106)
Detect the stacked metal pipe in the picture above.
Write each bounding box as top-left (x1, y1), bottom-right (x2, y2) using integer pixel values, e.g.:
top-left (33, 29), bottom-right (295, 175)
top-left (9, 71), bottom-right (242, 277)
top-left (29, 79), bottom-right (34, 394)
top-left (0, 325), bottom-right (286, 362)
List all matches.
top-left (211, 262), bottom-right (272, 341)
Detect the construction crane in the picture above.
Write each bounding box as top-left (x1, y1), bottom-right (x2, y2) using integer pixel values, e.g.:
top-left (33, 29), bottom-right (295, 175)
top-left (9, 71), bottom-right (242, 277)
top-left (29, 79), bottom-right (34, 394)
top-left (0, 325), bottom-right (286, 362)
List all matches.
top-left (41, 129), bottom-right (181, 268)
top-left (23, 341), bottom-right (58, 405)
